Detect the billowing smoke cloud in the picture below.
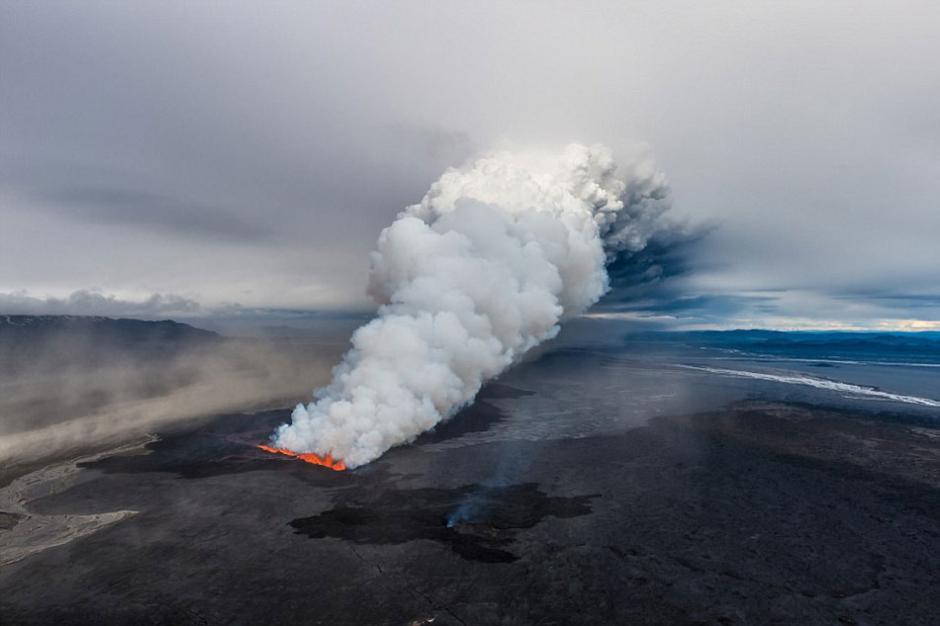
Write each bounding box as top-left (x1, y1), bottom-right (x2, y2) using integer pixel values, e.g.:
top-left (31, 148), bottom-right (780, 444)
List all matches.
top-left (271, 144), bottom-right (672, 467)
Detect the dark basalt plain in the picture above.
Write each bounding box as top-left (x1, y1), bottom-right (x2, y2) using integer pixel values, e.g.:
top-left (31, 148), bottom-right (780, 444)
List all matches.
top-left (1, 383), bottom-right (939, 625)
top-left (290, 482), bottom-right (597, 563)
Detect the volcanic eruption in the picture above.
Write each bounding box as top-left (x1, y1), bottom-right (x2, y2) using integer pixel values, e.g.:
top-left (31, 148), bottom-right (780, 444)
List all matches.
top-left (256, 444), bottom-right (347, 471)
top-left (264, 143), bottom-right (673, 468)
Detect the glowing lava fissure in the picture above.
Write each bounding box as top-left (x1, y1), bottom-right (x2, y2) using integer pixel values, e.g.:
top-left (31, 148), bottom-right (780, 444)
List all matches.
top-left (256, 444), bottom-right (347, 471)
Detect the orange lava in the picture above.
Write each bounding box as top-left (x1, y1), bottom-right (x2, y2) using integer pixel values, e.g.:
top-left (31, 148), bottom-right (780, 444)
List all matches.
top-left (256, 443), bottom-right (347, 471)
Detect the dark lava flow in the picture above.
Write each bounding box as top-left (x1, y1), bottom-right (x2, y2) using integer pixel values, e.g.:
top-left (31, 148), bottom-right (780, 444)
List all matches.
top-left (78, 382), bottom-right (528, 480)
top-left (290, 482), bottom-right (597, 563)
top-left (76, 381), bottom-right (593, 564)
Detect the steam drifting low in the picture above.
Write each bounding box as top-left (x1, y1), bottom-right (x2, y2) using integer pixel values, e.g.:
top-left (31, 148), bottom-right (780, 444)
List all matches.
top-left (271, 144), bottom-right (672, 467)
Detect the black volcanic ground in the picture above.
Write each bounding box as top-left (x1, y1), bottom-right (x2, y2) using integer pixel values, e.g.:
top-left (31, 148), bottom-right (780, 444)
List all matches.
top-left (2, 321), bottom-right (940, 625)
top-left (2, 369), bottom-right (939, 626)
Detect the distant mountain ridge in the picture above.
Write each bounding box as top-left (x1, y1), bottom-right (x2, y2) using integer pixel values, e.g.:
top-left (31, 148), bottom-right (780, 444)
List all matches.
top-left (0, 315), bottom-right (220, 374)
top-left (0, 314), bottom-right (217, 341)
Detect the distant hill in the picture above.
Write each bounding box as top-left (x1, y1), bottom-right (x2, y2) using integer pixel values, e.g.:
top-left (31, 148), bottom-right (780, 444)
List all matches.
top-left (0, 314), bottom-right (217, 343)
top-left (0, 315), bottom-right (220, 374)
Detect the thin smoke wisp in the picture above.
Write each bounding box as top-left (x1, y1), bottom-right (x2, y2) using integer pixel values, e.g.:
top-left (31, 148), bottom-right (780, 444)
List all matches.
top-left (270, 144), bottom-right (673, 467)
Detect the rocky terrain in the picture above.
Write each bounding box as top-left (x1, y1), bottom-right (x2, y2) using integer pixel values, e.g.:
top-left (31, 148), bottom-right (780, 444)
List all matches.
top-left (1, 382), bottom-right (937, 625)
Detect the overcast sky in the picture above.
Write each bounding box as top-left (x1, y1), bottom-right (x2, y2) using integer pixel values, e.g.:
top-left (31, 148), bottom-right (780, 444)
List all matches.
top-left (2, 1), bottom-right (938, 329)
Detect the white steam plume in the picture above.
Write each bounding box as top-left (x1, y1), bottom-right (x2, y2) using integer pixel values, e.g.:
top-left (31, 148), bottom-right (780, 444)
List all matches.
top-left (272, 144), bottom-right (671, 467)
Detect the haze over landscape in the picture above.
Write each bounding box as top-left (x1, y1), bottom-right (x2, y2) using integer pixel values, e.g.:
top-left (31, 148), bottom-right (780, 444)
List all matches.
top-left (1, 3), bottom-right (938, 626)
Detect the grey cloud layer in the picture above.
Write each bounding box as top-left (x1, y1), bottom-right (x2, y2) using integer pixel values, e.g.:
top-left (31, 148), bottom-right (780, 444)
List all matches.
top-left (1, 1), bottom-right (938, 325)
top-left (0, 290), bottom-right (201, 318)
top-left (34, 187), bottom-right (275, 243)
